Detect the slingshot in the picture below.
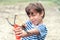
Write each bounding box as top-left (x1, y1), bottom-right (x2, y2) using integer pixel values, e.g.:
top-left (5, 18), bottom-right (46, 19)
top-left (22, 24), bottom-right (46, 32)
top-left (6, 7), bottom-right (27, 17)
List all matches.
top-left (6, 15), bottom-right (21, 40)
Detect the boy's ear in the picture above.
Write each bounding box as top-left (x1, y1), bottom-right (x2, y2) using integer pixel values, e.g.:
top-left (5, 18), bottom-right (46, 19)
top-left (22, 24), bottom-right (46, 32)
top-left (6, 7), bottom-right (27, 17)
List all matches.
top-left (40, 11), bottom-right (44, 17)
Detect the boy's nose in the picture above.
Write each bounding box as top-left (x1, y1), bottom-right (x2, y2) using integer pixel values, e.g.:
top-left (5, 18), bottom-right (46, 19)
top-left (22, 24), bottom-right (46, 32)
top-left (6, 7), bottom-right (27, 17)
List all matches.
top-left (30, 16), bottom-right (34, 20)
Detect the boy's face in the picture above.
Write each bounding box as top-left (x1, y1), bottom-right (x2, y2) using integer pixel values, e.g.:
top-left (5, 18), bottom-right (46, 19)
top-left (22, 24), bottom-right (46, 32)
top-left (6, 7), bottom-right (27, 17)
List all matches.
top-left (28, 9), bottom-right (43, 25)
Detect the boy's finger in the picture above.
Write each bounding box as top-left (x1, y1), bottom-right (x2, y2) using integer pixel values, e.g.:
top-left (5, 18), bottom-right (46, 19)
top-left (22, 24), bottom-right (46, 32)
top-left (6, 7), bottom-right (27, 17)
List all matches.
top-left (13, 27), bottom-right (22, 30)
top-left (15, 32), bottom-right (22, 35)
top-left (16, 34), bottom-right (22, 37)
top-left (15, 27), bottom-right (20, 30)
top-left (13, 29), bottom-right (22, 32)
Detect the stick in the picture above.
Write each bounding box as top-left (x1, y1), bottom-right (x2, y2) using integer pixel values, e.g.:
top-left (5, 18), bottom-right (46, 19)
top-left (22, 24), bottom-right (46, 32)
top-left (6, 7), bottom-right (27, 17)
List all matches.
top-left (6, 18), bottom-right (13, 26)
top-left (14, 15), bottom-right (17, 24)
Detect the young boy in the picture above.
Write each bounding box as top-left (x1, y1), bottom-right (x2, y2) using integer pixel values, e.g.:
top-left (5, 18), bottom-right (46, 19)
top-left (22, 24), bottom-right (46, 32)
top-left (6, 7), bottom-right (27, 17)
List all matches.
top-left (14, 3), bottom-right (47, 40)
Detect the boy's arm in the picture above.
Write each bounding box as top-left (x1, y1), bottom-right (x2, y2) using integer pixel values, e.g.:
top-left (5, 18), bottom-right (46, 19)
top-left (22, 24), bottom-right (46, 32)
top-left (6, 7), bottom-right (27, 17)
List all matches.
top-left (15, 28), bottom-right (40, 37)
top-left (25, 28), bottom-right (40, 36)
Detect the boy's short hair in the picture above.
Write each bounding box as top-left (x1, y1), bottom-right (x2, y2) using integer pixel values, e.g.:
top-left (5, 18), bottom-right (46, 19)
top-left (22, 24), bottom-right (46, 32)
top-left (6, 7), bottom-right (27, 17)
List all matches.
top-left (25, 3), bottom-right (45, 18)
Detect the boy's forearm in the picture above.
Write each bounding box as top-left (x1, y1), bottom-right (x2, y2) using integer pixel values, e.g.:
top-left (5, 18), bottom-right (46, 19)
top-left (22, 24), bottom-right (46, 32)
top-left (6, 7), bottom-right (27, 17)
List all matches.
top-left (23, 28), bottom-right (39, 37)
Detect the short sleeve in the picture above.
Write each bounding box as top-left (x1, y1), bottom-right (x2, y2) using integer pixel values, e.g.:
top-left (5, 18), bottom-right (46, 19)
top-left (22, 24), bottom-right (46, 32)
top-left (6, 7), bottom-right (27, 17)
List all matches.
top-left (37, 24), bottom-right (47, 37)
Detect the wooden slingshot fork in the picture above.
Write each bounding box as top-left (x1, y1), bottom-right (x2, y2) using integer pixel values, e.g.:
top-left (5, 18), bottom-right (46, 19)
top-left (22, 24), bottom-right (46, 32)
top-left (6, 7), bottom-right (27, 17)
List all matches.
top-left (6, 15), bottom-right (22, 40)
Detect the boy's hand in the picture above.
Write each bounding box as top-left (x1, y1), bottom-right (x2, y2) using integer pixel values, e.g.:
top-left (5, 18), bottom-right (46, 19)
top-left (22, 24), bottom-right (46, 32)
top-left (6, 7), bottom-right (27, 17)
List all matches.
top-left (15, 29), bottom-right (27, 37)
top-left (13, 24), bottom-right (27, 37)
top-left (13, 26), bottom-right (27, 37)
top-left (13, 24), bottom-right (20, 28)
top-left (13, 24), bottom-right (22, 39)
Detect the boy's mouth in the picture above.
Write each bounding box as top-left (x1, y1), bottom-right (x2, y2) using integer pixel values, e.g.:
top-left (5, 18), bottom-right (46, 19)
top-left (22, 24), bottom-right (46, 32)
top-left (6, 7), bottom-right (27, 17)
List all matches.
top-left (31, 20), bottom-right (38, 25)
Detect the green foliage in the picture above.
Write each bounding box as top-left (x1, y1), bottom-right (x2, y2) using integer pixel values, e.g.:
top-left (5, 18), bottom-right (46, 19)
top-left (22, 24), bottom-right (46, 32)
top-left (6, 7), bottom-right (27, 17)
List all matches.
top-left (53, 0), bottom-right (60, 5)
top-left (0, 0), bottom-right (38, 5)
top-left (0, 0), bottom-right (60, 5)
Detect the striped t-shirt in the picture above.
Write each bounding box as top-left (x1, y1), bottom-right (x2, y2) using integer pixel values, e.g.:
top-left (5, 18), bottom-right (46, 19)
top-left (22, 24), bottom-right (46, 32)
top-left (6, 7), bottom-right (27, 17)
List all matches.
top-left (22, 20), bottom-right (47, 40)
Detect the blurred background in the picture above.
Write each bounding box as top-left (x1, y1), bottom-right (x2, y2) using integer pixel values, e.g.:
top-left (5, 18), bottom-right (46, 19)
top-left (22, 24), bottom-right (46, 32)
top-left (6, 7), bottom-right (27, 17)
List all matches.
top-left (0, 0), bottom-right (60, 40)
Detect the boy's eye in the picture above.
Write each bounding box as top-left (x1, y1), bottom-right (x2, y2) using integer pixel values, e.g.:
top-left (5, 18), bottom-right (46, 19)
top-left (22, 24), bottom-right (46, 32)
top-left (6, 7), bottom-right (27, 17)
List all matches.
top-left (31, 12), bottom-right (36, 16)
top-left (28, 12), bottom-right (36, 17)
top-left (32, 14), bottom-right (35, 16)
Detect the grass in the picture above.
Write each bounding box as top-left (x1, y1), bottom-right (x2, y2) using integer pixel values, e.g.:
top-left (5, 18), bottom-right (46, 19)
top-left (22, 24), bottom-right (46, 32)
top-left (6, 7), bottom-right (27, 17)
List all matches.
top-left (0, 0), bottom-right (39, 5)
top-left (0, 0), bottom-right (60, 5)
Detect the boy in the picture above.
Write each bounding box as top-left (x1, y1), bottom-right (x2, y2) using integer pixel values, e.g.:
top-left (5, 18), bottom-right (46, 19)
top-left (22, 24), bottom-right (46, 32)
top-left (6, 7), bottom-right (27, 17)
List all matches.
top-left (14, 3), bottom-right (47, 40)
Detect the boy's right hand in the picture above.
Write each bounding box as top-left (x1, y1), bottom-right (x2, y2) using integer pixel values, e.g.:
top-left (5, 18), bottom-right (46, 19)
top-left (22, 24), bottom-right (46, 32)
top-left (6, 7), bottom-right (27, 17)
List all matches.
top-left (13, 24), bottom-right (22, 34)
top-left (13, 24), bottom-right (27, 38)
top-left (13, 24), bottom-right (22, 39)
